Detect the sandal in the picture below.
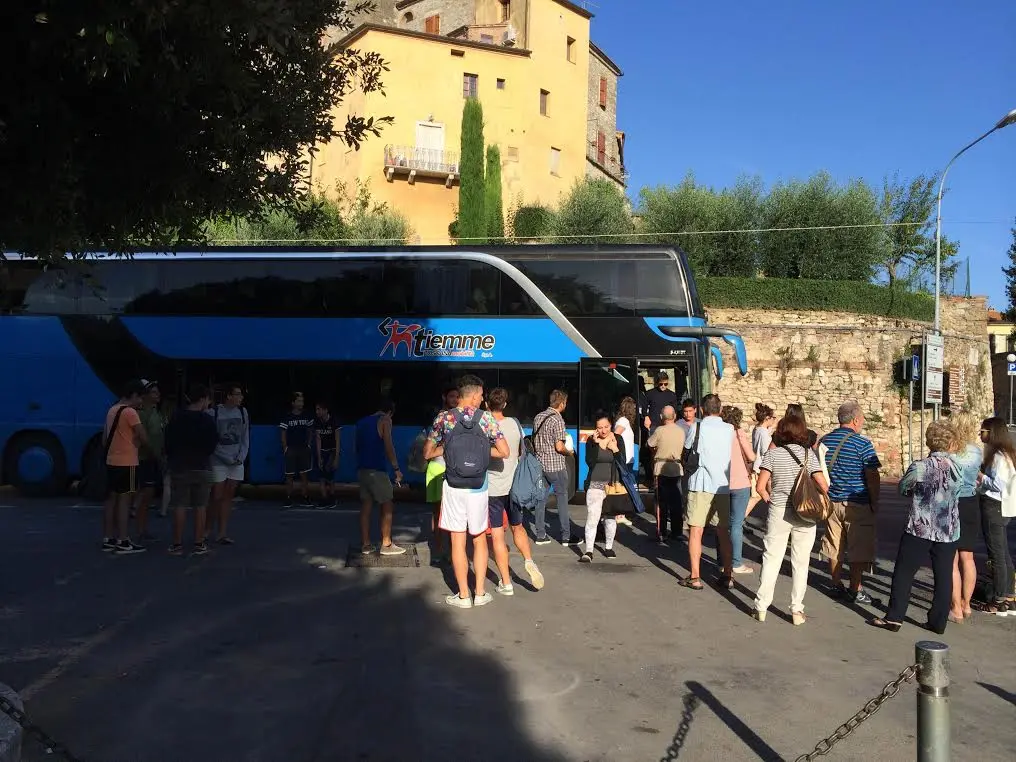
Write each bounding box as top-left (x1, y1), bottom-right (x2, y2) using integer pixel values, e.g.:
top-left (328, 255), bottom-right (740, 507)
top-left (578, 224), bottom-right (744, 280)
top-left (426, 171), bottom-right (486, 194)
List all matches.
top-left (867, 618), bottom-right (902, 633)
top-left (714, 576), bottom-right (734, 590)
top-left (947, 613), bottom-right (965, 624)
top-left (679, 577), bottom-right (704, 591)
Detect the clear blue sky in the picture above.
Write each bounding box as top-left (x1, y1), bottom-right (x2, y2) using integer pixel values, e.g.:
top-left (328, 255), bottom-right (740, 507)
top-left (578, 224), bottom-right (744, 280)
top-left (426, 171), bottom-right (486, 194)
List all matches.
top-left (590, 0), bottom-right (1015, 308)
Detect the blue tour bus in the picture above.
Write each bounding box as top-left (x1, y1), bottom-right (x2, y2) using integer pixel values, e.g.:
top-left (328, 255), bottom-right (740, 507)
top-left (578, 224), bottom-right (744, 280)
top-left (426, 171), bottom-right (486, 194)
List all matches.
top-left (0, 246), bottom-right (747, 496)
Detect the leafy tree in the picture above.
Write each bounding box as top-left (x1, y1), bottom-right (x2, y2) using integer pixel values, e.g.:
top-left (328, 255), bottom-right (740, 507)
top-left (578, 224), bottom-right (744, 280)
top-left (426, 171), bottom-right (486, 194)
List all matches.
top-left (638, 174), bottom-right (761, 276)
top-left (758, 171), bottom-right (882, 281)
top-left (2, 1), bottom-right (391, 263)
top-left (1003, 218), bottom-right (1016, 322)
top-left (551, 179), bottom-right (633, 245)
top-left (485, 146), bottom-right (505, 242)
top-left (876, 173), bottom-right (959, 290)
top-left (457, 98), bottom-right (486, 243)
top-left (509, 204), bottom-right (556, 242)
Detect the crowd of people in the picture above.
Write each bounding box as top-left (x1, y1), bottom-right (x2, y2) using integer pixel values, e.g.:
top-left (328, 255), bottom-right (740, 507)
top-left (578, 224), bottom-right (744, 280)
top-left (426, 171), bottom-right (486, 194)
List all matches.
top-left (96, 374), bottom-right (1016, 627)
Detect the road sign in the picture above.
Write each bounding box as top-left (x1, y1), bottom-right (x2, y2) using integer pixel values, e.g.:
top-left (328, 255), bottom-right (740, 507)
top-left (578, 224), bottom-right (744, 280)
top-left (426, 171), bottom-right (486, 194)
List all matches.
top-left (912, 354), bottom-right (921, 381)
top-left (1008, 362), bottom-right (1016, 377)
top-left (924, 334), bottom-right (944, 406)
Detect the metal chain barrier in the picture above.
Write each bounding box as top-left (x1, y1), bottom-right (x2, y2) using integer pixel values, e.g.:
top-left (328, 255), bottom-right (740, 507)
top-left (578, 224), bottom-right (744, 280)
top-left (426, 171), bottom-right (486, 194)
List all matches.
top-left (0, 694), bottom-right (85, 762)
top-left (660, 692), bottom-right (700, 762)
top-left (794, 663), bottom-right (919, 762)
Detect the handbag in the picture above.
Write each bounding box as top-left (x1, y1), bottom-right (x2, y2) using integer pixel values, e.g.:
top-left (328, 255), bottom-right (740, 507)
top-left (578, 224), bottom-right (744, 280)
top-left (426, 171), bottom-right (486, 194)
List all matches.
top-left (605, 481), bottom-right (627, 496)
top-left (783, 445), bottom-right (831, 521)
top-left (681, 421), bottom-right (702, 476)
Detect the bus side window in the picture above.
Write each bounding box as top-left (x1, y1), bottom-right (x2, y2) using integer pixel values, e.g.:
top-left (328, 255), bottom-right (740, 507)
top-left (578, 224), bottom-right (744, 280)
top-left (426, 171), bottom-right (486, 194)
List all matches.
top-left (635, 259), bottom-right (690, 316)
top-left (497, 368), bottom-right (578, 425)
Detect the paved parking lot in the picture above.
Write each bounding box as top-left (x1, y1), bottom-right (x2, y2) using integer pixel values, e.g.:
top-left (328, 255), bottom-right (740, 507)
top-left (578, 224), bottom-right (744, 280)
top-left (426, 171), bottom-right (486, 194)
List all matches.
top-left (1, 488), bottom-right (1014, 761)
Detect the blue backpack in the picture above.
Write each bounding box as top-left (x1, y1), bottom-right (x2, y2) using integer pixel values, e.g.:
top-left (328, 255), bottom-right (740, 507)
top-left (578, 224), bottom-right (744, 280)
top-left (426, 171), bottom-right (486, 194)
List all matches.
top-left (509, 418), bottom-right (545, 510)
top-left (443, 409), bottom-right (491, 489)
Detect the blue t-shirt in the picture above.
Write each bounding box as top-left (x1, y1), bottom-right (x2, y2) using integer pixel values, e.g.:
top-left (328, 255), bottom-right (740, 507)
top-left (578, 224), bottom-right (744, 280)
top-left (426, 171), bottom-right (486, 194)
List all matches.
top-left (950, 443), bottom-right (981, 499)
top-left (820, 427), bottom-right (881, 503)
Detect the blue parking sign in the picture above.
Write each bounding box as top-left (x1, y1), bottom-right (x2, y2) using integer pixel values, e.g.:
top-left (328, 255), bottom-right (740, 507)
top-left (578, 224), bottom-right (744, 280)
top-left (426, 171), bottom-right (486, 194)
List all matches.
top-left (1008, 362), bottom-right (1016, 376)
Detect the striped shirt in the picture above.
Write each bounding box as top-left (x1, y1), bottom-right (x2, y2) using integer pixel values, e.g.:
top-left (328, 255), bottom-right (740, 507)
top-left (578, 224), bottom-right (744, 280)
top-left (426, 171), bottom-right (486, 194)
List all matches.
top-left (820, 427), bottom-right (880, 503)
top-left (760, 444), bottom-right (823, 520)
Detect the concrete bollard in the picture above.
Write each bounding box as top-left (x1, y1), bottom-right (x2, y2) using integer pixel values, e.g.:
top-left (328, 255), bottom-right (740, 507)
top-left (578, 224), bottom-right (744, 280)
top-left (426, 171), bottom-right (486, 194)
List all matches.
top-left (0, 683), bottom-right (22, 762)
top-left (916, 641), bottom-right (950, 762)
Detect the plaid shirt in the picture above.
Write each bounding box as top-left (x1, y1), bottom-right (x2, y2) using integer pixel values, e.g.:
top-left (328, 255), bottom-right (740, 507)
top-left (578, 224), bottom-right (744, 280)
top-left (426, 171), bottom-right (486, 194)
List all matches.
top-left (532, 407), bottom-right (567, 473)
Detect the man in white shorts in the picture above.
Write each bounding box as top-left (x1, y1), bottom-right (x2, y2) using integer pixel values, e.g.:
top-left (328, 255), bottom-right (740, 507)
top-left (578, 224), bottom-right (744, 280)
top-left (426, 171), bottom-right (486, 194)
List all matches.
top-left (207, 384), bottom-right (249, 545)
top-left (424, 374), bottom-right (509, 609)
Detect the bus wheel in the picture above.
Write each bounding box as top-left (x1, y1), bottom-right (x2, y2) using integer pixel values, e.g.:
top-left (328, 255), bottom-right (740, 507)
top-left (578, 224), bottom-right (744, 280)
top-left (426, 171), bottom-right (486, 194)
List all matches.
top-left (4, 432), bottom-right (68, 497)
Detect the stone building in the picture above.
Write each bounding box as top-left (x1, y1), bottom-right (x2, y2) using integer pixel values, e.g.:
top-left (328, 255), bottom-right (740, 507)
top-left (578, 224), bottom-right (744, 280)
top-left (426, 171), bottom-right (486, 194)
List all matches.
top-left (708, 297), bottom-right (993, 477)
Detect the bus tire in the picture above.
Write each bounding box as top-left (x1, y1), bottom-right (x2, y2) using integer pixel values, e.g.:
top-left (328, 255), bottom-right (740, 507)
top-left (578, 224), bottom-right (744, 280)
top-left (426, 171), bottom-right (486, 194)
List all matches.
top-left (77, 435), bottom-right (107, 501)
top-left (3, 431), bottom-right (68, 497)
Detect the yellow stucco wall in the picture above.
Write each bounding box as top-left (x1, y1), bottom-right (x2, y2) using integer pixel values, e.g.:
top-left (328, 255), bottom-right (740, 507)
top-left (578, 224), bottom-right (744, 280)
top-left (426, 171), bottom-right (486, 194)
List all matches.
top-left (313, 0), bottom-right (592, 244)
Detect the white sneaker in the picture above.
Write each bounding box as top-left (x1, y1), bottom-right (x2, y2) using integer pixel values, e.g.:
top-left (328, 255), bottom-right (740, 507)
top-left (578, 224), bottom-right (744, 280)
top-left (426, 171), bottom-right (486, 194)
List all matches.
top-left (380, 543), bottom-right (407, 556)
top-left (473, 592), bottom-right (493, 607)
top-left (616, 515), bottom-right (632, 526)
top-left (733, 564), bottom-right (754, 575)
top-left (445, 594), bottom-right (473, 609)
top-left (496, 581), bottom-right (515, 596)
top-left (525, 559), bottom-right (545, 591)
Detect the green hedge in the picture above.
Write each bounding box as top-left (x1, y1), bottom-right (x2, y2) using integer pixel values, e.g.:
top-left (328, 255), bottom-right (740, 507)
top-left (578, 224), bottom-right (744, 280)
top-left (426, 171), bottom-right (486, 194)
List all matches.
top-left (698, 277), bottom-right (935, 321)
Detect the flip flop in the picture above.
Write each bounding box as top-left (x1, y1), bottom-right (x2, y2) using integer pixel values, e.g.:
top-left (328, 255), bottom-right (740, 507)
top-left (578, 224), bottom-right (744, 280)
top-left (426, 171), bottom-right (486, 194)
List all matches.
top-left (867, 618), bottom-right (902, 633)
top-left (679, 577), bottom-right (704, 591)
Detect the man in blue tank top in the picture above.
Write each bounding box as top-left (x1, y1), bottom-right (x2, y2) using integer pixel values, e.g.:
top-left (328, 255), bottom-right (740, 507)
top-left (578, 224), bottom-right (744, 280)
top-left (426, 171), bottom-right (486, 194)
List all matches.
top-left (356, 399), bottom-right (405, 556)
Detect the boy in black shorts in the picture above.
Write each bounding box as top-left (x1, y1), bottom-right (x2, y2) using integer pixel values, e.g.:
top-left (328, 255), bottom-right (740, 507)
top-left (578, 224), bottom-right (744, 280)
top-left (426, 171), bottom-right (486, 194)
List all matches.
top-left (315, 401), bottom-right (340, 509)
top-left (280, 392), bottom-right (315, 509)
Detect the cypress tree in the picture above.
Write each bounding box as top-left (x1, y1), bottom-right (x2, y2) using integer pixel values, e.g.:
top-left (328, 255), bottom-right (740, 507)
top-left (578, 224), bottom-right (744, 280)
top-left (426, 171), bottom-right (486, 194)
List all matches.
top-left (484, 145), bottom-right (504, 242)
top-left (457, 98), bottom-right (485, 243)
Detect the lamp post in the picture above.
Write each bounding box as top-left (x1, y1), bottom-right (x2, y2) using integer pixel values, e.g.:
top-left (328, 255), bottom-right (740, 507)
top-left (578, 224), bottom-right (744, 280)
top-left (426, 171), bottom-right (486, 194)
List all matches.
top-left (934, 108), bottom-right (1016, 333)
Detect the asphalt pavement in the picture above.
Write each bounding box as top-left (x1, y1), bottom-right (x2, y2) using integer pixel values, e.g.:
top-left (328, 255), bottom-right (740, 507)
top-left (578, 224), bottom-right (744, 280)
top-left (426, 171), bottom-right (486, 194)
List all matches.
top-left (0, 486), bottom-right (1014, 762)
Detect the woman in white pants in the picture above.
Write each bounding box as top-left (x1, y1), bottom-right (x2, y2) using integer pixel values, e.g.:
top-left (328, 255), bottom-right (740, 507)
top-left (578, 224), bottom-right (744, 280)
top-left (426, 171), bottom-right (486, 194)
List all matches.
top-left (753, 414), bottom-right (828, 625)
top-left (579, 412), bottom-right (630, 563)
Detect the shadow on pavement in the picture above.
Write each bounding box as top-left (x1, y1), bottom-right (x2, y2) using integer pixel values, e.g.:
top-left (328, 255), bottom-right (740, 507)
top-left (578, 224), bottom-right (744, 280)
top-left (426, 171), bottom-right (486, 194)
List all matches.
top-left (977, 682), bottom-right (1016, 709)
top-left (684, 681), bottom-right (782, 761)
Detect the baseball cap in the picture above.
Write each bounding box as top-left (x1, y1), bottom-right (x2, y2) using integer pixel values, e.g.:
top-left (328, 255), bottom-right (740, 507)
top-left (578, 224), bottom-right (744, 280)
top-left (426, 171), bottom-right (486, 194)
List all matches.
top-left (140, 378), bottom-right (159, 391)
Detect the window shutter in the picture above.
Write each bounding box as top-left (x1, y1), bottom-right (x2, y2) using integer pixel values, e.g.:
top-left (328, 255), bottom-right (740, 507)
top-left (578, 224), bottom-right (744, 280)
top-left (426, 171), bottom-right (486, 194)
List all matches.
top-left (596, 131), bottom-right (606, 164)
top-left (599, 77), bottom-right (607, 108)
top-left (425, 15), bottom-right (440, 34)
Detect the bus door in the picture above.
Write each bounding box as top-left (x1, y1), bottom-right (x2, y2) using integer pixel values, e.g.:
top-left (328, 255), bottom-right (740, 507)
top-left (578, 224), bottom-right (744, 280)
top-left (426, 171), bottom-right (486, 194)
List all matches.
top-left (578, 357), bottom-right (639, 489)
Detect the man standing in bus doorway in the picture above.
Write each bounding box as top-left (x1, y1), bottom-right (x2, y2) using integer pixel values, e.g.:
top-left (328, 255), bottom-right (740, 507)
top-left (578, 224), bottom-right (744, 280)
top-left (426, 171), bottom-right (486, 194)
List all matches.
top-left (102, 381), bottom-right (148, 555)
top-left (280, 392), bottom-right (315, 510)
top-left (133, 379), bottom-right (165, 544)
top-left (426, 385), bottom-right (460, 566)
top-left (209, 384), bottom-right (250, 544)
top-left (424, 375), bottom-right (510, 608)
top-left (355, 398), bottom-right (406, 555)
top-left (314, 400), bottom-right (340, 509)
top-left (532, 390), bottom-right (581, 546)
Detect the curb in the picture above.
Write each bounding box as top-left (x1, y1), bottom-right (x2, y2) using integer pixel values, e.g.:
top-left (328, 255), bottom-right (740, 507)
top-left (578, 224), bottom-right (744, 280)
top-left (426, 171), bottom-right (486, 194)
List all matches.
top-left (0, 684), bottom-right (21, 762)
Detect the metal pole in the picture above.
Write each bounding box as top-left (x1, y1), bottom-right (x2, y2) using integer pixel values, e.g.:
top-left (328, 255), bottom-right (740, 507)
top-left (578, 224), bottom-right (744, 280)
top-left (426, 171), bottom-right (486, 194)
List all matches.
top-left (908, 368), bottom-right (914, 465)
top-left (916, 641), bottom-right (950, 762)
top-left (1010, 374), bottom-right (1014, 426)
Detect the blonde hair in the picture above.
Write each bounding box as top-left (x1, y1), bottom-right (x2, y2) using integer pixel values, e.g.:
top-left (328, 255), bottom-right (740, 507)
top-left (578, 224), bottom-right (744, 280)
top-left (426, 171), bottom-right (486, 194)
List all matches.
top-left (926, 421), bottom-right (953, 454)
top-left (946, 411), bottom-right (979, 453)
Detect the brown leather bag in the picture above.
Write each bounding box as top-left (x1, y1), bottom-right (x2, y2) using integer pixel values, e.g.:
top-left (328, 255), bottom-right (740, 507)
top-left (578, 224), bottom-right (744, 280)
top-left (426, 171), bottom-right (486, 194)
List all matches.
top-left (783, 446), bottom-right (831, 521)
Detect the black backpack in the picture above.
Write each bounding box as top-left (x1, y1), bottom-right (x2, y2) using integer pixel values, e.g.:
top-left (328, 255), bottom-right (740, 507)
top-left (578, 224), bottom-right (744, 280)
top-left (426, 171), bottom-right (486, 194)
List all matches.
top-left (443, 409), bottom-right (491, 489)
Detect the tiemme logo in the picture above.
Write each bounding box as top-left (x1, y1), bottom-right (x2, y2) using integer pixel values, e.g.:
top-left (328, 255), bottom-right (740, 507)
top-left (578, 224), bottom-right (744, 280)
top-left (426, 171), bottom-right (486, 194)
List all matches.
top-left (378, 318), bottom-right (496, 359)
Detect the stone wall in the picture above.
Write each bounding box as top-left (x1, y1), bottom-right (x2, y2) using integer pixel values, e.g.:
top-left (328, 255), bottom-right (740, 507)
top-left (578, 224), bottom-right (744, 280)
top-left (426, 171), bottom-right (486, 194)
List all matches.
top-left (707, 297), bottom-right (993, 477)
top-left (356, 0), bottom-right (475, 35)
top-left (585, 47), bottom-right (622, 185)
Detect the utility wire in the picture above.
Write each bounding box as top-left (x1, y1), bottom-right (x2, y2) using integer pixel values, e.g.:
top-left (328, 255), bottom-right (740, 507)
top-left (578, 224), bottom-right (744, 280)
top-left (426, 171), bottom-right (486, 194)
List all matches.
top-left (209, 218), bottom-right (1003, 245)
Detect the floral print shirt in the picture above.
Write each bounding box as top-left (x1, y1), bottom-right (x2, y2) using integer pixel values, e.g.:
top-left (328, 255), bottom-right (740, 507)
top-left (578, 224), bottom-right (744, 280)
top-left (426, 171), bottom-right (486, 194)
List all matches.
top-left (899, 452), bottom-right (961, 543)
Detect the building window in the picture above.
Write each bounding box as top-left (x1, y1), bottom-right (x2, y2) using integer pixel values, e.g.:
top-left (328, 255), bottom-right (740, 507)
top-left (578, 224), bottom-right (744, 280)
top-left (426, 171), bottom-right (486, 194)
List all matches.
top-left (539, 89), bottom-right (549, 116)
top-left (599, 76), bottom-right (608, 109)
top-left (481, 34), bottom-right (494, 43)
top-left (550, 147), bottom-right (561, 176)
top-left (596, 131), bottom-right (606, 165)
top-left (425, 14), bottom-right (440, 34)
top-left (463, 73), bottom-right (478, 99)
top-left (566, 36), bottom-right (576, 63)
top-left (403, 12), bottom-right (414, 24)
top-left (496, 78), bottom-right (506, 90)
top-left (499, 0), bottom-right (511, 23)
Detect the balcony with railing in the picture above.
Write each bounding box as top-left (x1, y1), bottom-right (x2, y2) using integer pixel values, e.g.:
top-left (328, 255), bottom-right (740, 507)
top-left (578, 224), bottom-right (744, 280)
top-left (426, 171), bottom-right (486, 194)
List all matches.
top-left (384, 145), bottom-right (460, 188)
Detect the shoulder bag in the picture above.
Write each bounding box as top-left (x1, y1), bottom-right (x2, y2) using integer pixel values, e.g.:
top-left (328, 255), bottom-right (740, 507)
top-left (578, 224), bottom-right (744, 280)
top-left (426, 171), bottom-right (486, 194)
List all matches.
top-left (783, 445), bottom-right (831, 521)
top-left (681, 422), bottom-right (702, 476)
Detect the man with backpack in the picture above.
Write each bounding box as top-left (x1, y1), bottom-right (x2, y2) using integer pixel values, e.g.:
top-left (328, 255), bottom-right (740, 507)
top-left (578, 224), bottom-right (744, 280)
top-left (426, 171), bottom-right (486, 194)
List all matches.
top-left (485, 387), bottom-right (545, 593)
top-left (101, 381), bottom-right (148, 555)
top-left (424, 375), bottom-right (510, 609)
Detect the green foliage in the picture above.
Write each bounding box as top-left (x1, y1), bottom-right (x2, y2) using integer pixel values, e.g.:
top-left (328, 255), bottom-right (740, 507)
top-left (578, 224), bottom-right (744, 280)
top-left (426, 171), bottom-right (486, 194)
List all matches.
top-left (484, 146), bottom-right (505, 242)
top-left (1003, 218), bottom-right (1016, 322)
top-left (638, 174), bottom-right (761, 276)
top-left (458, 98), bottom-right (486, 243)
top-left (3, 1), bottom-right (392, 263)
top-left (699, 277), bottom-right (935, 321)
top-left (202, 181), bottom-right (411, 246)
top-left (509, 204), bottom-right (556, 242)
top-left (551, 178), bottom-right (633, 244)
top-left (877, 173), bottom-right (959, 289)
top-left (758, 171), bottom-right (882, 281)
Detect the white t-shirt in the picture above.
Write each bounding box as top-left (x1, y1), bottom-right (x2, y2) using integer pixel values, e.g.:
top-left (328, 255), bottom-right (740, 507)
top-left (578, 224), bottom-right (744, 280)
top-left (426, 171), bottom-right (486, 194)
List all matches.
top-left (615, 416), bottom-right (635, 466)
top-left (488, 417), bottom-right (523, 497)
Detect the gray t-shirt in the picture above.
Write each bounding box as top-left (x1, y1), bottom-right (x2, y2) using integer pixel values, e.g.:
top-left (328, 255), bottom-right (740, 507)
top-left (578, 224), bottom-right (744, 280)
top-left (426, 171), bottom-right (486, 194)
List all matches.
top-left (488, 416), bottom-right (523, 497)
top-left (208, 404), bottom-right (250, 466)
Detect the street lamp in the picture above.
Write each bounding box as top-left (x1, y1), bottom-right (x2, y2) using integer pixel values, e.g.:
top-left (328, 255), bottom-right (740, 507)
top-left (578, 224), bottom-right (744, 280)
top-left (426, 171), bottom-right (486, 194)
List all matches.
top-left (934, 108), bottom-right (1016, 333)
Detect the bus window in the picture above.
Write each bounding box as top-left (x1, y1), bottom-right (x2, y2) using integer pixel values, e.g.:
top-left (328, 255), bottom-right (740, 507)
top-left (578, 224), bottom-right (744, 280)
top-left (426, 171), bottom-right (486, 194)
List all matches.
top-left (635, 259), bottom-right (690, 316)
top-left (497, 368), bottom-right (578, 424)
top-left (403, 260), bottom-right (500, 316)
top-left (503, 259), bottom-right (635, 316)
top-left (81, 260), bottom-right (160, 315)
